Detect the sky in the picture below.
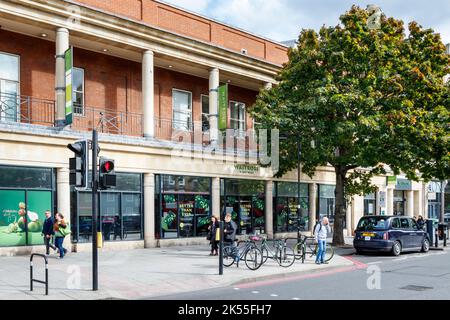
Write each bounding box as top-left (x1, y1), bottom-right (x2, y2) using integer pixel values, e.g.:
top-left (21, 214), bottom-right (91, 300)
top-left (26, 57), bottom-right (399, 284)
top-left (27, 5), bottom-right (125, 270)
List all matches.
top-left (161, 0), bottom-right (450, 45)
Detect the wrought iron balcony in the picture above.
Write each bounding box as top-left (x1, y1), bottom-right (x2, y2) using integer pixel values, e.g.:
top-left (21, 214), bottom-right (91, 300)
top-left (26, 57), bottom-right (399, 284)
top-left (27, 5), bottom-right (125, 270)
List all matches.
top-left (0, 92), bottom-right (55, 125)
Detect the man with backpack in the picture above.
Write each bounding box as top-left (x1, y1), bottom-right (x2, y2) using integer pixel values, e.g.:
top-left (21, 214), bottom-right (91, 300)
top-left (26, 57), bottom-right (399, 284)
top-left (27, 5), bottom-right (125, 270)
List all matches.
top-left (314, 217), bottom-right (331, 264)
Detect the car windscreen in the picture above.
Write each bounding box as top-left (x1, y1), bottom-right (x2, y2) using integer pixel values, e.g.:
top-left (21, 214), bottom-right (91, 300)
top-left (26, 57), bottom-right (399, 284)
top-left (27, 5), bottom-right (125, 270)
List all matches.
top-left (357, 217), bottom-right (389, 231)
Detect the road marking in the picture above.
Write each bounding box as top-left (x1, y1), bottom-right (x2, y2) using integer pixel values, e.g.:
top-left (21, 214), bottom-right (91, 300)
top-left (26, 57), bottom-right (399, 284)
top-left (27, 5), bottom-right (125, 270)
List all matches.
top-left (270, 294), bottom-right (278, 297)
top-left (292, 298), bottom-right (301, 300)
top-left (367, 261), bottom-right (382, 265)
top-left (251, 291), bottom-right (259, 294)
top-left (233, 288), bottom-right (240, 290)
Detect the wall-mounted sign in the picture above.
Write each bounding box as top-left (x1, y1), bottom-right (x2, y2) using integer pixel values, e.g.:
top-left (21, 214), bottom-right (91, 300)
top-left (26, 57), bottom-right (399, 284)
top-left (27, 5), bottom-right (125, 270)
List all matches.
top-left (395, 178), bottom-right (412, 191)
top-left (234, 164), bottom-right (259, 174)
top-left (218, 84), bottom-right (228, 130)
top-left (387, 176), bottom-right (397, 186)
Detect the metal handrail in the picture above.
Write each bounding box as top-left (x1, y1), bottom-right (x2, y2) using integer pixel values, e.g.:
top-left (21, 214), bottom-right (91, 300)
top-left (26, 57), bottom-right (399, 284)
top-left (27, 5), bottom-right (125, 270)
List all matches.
top-left (0, 92), bottom-right (55, 125)
top-left (30, 253), bottom-right (49, 296)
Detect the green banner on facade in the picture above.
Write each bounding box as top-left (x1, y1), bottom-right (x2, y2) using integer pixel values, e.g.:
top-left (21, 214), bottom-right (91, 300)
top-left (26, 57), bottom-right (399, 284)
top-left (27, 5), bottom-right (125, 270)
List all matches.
top-left (218, 84), bottom-right (228, 130)
top-left (65, 47), bottom-right (73, 125)
top-left (387, 176), bottom-right (397, 186)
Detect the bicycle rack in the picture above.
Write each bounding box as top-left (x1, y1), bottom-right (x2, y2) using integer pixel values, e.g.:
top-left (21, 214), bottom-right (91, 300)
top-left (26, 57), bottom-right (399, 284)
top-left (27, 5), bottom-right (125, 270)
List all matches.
top-left (30, 253), bottom-right (49, 296)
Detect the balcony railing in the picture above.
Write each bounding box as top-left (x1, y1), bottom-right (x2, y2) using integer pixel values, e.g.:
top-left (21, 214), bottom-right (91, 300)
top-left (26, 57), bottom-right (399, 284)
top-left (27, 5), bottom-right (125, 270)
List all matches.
top-left (0, 92), bottom-right (55, 125)
top-left (0, 93), bottom-right (259, 154)
top-left (72, 107), bottom-right (143, 137)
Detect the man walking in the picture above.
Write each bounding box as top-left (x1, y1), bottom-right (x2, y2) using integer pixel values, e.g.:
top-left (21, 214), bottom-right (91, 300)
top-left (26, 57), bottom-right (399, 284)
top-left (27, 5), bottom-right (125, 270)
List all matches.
top-left (314, 217), bottom-right (331, 264)
top-left (42, 210), bottom-right (56, 255)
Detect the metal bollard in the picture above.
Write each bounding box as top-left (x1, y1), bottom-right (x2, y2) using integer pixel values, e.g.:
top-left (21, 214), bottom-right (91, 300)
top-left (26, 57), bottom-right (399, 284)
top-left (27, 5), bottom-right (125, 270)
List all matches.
top-left (30, 253), bottom-right (49, 296)
top-left (219, 221), bottom-right (224, 275)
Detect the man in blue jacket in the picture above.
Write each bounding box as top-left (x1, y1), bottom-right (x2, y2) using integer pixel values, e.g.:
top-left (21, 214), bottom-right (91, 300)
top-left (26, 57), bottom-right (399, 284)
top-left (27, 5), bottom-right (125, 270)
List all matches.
top-left (41, 210), bottom-right (56, 255)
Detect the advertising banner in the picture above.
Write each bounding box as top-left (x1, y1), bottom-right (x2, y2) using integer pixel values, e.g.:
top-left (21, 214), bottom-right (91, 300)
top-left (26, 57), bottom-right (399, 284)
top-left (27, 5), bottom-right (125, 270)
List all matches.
top-left (65, 47), bottom-right (73, 125)
top-left (218, 84), bottom-right (228, 130)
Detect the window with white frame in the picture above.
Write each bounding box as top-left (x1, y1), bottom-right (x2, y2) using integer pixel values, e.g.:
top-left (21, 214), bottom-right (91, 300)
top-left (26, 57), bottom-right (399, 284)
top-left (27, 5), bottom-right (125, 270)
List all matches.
top-left (172, 89), bottom-right (192, 131)
top-left (230, 101), bottom-right (246, 134)
top-left (73, 68), bottom-right (85, 115)
top-left (0, 52), bottom-right (20, 122)
top-left (201, 95), bottom-right (210, 132)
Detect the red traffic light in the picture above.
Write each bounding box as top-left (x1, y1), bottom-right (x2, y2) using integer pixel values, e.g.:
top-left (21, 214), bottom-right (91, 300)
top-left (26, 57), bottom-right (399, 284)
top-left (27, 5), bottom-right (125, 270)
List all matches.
top-left (101, 160), bottom-right (114, 173)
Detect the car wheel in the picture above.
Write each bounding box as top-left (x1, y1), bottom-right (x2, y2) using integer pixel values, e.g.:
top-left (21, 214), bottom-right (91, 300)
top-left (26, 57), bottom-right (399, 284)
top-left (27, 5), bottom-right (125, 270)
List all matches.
top-left (421, 238), bottom-right (430, 253)
top-left (391, 241), bottom-right (402, 256)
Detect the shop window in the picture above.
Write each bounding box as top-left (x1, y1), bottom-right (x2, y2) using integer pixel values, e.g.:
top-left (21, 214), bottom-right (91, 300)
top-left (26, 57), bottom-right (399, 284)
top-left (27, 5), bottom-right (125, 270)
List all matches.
top-left (229, 101), bottom-right (246, 135)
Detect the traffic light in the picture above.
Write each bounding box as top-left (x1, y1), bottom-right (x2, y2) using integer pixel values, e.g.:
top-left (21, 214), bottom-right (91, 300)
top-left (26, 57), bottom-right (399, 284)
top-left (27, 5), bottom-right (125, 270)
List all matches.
top-left (99, 157), bottom-right (116, 189)
top-left (68, 140), bottom-right (89, 188)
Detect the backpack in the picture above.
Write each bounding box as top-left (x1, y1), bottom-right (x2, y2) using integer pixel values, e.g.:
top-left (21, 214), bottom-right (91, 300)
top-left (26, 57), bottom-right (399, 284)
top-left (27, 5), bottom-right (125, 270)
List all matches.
top-left (313, 222), bottom-right (322, 235)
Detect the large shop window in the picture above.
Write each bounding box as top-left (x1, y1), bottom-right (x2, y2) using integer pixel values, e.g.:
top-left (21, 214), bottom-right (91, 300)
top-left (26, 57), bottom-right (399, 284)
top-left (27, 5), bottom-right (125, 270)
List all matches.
top-left (318, 185), bottom-right (335, 223)
top-left (221, 179), bottom-right (265, 235)
top-left (156, 175), bottom-right (211, 239)
top-left (172, 89), bottom-right (192, 131)
top-left (0, 166), bottom-right (55, 247)
top-left (0, 52), bottom-right (20, 123)
top-left (274, 182), bottom-right (309, 233)
top-left (72, 173), bottom-right (143, 243)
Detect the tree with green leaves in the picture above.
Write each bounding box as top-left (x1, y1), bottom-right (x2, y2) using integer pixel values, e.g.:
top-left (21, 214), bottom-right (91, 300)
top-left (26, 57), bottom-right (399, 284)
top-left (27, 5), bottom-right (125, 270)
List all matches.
top-left (251, 5), bottom-right (450, 245)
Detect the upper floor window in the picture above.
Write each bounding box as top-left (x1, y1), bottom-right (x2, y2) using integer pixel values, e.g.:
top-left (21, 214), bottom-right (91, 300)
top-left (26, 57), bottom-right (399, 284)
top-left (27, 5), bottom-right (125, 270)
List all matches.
top-left (0, 52), bottom-right (20, 122)
top-left (230, 101), bottom-right (246, 134)
top-left (73, 68), bottom-right (84, 115)
top-left (172, 89), bottom-right (192, 131)
top-left (201, 95), bottom-right (209, 132)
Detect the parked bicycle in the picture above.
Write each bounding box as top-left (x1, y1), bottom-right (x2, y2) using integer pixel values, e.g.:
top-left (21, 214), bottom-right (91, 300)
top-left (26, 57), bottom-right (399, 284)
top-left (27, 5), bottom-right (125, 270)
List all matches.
top-left (243, 236), bottom-right (295, 268)
top-left (223, 239), bottom-right (263, 270)
top-left (292, 235), bottom-right (335, 263)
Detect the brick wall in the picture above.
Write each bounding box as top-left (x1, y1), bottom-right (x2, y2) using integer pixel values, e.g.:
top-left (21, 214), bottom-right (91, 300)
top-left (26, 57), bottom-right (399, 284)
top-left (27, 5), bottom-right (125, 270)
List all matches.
top-left (0, 30), bottom-right (259, 135)
top-left (74, 0), bottom-right (289, 65)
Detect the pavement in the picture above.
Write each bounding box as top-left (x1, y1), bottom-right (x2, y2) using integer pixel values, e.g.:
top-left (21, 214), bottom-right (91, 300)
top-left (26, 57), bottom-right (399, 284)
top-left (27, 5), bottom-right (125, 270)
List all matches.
top-left (0, 238), bottom-right (356, 300)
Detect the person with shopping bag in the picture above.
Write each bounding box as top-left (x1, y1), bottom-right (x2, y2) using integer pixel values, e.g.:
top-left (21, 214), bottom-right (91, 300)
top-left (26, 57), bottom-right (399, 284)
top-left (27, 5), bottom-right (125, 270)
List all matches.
top-left (207, 215), bottom-right (220, 256)
top-left (54, 213), bottom-right (71, 259)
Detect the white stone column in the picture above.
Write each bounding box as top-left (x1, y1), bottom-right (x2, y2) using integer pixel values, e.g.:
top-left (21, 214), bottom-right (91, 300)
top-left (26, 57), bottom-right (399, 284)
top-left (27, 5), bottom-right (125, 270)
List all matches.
top-left (414, 188), bottom-right (423, 217)
top-left (265, 180), bottom-right (273, 238)
top-left (209, 68), bottom-right (219, 143)
top-left (387, 188), bottom-right (394, 215)
top-left (309, 183), bottom-right (317, 234)
top-left (212, 177), bottom-right (221, 220)
top-left (144, 173), bottom-right (155, 248)
top-left (55, 28), bottom-right (69, 127)
top-left (57, 168), bottom-right (71, 249)
top-left (406, 190), bottom-right (414, 217)
top-left (143, 50), bottom-right (155, 138)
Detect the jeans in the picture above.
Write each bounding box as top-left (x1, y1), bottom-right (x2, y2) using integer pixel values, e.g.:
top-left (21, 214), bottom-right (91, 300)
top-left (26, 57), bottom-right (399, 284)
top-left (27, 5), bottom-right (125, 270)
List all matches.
top-left (55, 237), bottom-right (65, 258)
top-left (43, 236), bottom-right (56, 254)
top-left (316, 240), bottom-right (326, 263)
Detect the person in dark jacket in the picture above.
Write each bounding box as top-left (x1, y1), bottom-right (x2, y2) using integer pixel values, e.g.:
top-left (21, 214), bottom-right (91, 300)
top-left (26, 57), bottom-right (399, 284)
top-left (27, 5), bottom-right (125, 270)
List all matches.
top-left (223, 213), bottom-right (238, 262)
top-left (41, 210), bottom-right (56, 255)
top-left (417, 215), bottom-right (426, 230)
top-left (207, 215), bottom-right (220, 256)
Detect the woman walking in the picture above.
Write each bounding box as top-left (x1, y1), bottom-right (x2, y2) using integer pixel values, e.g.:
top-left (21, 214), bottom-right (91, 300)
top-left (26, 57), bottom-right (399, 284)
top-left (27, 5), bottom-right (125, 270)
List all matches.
top-left (208, 215), bottom-right (220, 256)
top-left (54, 213), bottom-right (69, 259)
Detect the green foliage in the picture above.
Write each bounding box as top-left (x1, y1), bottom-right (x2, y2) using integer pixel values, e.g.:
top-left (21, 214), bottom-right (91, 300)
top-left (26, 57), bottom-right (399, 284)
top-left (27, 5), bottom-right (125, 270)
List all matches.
top-left (251, 5), bottom-right (450, 244)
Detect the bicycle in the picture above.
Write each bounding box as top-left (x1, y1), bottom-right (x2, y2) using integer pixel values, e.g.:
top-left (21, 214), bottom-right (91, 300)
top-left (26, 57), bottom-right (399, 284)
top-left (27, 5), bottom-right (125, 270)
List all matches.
top-left (223, 239), bottom-right (263, 270)
top-left (245, 235), bottom-right (295, 268)
top-left (292, 235), bottom-right (335, 263)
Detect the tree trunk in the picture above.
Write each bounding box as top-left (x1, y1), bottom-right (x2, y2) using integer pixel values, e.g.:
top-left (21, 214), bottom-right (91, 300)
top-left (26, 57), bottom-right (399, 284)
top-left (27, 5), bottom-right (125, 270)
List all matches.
top-left (333, 167), bottom-right (347, 246)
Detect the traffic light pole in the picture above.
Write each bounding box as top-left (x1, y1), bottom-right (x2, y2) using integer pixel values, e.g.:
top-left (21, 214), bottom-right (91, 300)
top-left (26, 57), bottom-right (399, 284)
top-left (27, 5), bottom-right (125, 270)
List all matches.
top-left (92, 129), bottom-right (99, 291)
